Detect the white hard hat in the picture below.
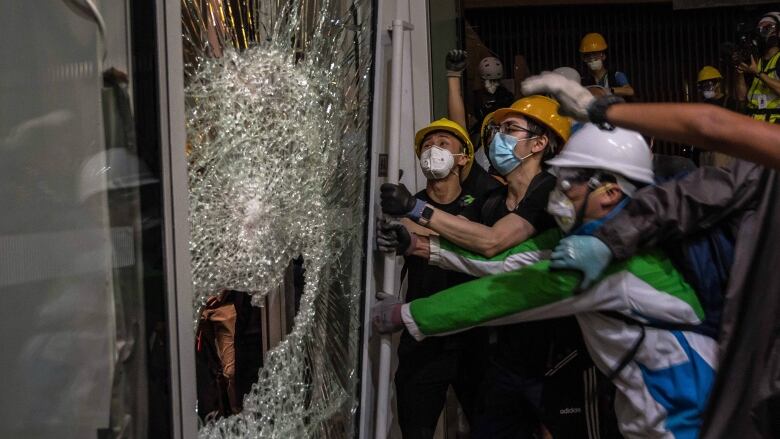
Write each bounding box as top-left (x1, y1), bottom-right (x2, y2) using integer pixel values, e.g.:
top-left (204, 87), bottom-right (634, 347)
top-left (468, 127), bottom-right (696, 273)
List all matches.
top-left (479, 57), bottom-right (503, 80)
top-left (552, 67), bottom-right (581, 84)
top-left (78, 148), bottom-right (157, 202)
top-left (760, 12), bottom-right (780, 25)
top-left (546, 123), bottom-right (654, 194)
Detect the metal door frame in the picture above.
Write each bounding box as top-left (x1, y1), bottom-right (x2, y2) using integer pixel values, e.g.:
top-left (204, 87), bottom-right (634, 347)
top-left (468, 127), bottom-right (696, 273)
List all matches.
top-left (154, 1), bottom-right (198, 438)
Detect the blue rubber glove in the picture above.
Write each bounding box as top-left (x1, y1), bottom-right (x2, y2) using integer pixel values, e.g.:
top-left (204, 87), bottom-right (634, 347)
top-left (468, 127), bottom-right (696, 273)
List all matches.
top-left (550, 235), bottom-right (613, 289)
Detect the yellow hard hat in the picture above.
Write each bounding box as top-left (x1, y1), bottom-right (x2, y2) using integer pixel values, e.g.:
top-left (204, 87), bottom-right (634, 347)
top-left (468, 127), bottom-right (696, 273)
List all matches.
top-left (697, 65), bottom-right (723, 83)
top-left (414, 118), bottom-right (475, 181)
top-left (580, 33), bottom-right (608, 53)
top-left (493, 95), bottom-right (571, 143)
top-left (479, 111), bottom-right (497, 149)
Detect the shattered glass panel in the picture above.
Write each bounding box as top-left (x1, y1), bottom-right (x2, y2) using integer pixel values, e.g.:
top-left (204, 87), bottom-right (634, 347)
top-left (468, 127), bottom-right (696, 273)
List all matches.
top-left (183, 0), bottom-right (372, 436)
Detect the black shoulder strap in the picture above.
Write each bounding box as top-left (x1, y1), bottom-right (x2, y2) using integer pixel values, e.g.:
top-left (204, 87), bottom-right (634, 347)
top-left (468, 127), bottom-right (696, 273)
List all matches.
top-left (599, 310), bottom-right (704, 380)
top-left (601, 311), bottom-right (646, 380)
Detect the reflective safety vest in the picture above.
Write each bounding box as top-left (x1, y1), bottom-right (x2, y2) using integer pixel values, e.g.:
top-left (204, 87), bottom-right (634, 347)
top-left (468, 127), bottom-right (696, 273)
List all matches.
top-left (747, 51), bottom-right (780, 124)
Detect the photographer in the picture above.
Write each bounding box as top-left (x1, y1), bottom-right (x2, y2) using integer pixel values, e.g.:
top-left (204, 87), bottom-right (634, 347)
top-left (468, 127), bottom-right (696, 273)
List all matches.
top-left (735, 12), bottom-right (780, 123)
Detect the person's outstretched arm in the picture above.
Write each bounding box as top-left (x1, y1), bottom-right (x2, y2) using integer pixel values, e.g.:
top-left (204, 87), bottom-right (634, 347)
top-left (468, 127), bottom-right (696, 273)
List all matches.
top-left (427, 228), bottom-right (561, 276)
top-left (522, 72), bottom-right (780, 169)
top-left (606, 103), bottom-right (780, 169)
top-left (380, 183), bottom-right (540, 257)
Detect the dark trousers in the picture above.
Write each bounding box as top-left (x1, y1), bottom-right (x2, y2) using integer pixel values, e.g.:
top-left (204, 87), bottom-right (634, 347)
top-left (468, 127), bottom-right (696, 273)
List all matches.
top-left (395, 331), bottom-right (486, 439)
top-left (469, 359), bottom-right (544, 439)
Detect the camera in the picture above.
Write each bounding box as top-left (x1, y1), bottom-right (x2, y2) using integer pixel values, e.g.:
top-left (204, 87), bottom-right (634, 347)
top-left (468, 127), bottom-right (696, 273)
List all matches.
top-left (720, 22), bottom-right (759, 65)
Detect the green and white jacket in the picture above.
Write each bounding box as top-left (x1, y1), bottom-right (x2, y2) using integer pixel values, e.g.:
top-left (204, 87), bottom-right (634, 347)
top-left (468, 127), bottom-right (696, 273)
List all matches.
top-left (428, 228), bottom-right (562, 277)
top-left (403, 232), bottom-right (718, 439)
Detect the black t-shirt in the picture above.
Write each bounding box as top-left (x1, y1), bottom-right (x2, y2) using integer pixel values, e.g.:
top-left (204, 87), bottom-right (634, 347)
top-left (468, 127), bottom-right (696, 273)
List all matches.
top-left (461, 162), bottom-right (503, 200)
top-left (404, 189), bottom-right (481, 303)
top-left (399, 189), bottom-right (487, 353)
top-left (462, 171), bottom-right (581, 377)
top-left (461, 171), bottom-right (556, 231)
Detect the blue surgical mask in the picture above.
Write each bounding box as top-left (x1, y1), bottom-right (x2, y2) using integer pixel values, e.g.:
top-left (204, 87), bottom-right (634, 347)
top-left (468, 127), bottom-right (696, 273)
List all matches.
top-left (488, 132), bottom-right (535, 176)
top-left (571, 197), bottom-right (630, 236)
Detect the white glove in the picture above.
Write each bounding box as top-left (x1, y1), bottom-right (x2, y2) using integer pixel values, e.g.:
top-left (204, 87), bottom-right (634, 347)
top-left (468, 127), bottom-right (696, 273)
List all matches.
top-left (521, 73), bottom-right (595, 122)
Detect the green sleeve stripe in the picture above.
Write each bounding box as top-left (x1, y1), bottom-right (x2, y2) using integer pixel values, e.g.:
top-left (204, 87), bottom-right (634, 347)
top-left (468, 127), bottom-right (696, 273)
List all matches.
top-left (438, 228), bottom-right (562, 262)
top-left (605, 250), bottom-right (705, 320)
top-left (409, 260), bottom-right (579, 335)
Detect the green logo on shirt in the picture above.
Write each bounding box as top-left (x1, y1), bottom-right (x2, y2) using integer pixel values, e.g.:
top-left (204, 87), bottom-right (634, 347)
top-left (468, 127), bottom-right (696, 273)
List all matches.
top-left (461, 194), bottom-right (475, 206)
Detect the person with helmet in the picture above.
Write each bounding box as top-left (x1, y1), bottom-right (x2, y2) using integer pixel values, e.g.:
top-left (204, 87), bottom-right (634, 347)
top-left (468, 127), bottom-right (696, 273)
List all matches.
top-left (474, 111), bottom-right (501, 174)
top-left (523, 71), bottom-right (780, 438)
top-left (696, 65), bottom-right (739, 167)
top-left (472, 55), bottom-right (515, 126)
top-left (579, 33), bottom-right (634, 98)
top-left (379, 96), bottom-right (569, 262)
top-left (697, 66), bottom-right (732, 107)
top-left (373, 124), bottom-right (718, 439)
top-left (735, 12), bottom-right (780, 124)
top-left (377, 117), bottom-right (489, 439)
top-left (445, 49), bottom-right (505, 193)
top-left (379, 97), bottom-right (600, 438)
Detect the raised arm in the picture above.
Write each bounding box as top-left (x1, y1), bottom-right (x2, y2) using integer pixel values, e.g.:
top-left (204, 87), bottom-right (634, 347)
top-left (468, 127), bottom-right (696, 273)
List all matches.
top-left (445, 49), bottom-right (468, 129)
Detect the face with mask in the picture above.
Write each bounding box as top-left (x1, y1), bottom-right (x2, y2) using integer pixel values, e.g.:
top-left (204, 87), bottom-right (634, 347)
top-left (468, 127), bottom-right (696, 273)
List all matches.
top-left (488, 116), bottom-right (542, 176)
top-left (698, 79), bottom-right (720, 101)
top-left (418, 132), bottom-right (467, 180)
top-left (583, 52), bottom-right (605, 72)
top-left (484, 79), bottom-right (500, 94)
top-left (758, 17), bottom-right (779, 50)
top-left (546, 168), bottom-right (624, 233)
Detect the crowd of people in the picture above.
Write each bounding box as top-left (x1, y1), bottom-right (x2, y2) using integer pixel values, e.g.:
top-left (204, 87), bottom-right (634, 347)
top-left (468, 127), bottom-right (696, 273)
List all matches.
top-left (372, 12), bottom-right (780, 439)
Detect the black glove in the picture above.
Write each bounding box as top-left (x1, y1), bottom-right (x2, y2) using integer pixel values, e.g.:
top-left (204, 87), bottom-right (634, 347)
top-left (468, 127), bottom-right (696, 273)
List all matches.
top-left (445, 49), bottom-right (467, 75)
top-left (380, 183), bottom-right (420, 216)
top-left (376, 219), bottom-right (413, 254)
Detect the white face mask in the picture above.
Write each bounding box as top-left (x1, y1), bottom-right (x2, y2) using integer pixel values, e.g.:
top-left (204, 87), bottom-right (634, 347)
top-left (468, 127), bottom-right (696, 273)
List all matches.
top-left (702, 90), bottom-right (716, 99)
top-left (587, 59), bottom-right (603, 71)
top-left (420, 146), bottom-right (459, 180)
top-left (546, 188), bottom-right (577, 232)
top-left (484, 79), bottom-right (499, 94)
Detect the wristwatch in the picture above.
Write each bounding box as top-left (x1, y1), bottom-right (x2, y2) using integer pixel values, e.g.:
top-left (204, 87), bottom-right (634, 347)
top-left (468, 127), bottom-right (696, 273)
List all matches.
top-left (418, 205), bottom-right (435, 226)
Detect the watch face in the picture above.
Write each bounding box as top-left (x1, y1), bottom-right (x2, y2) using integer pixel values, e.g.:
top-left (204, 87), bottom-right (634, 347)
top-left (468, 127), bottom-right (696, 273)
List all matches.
top-left (422, 206), bottom-right (434, 220)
